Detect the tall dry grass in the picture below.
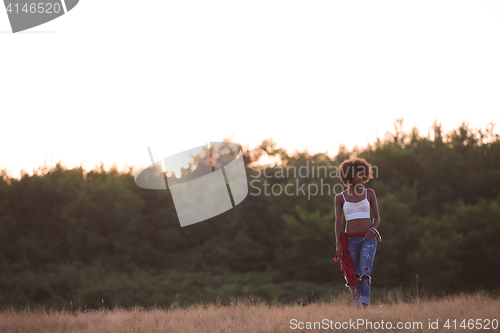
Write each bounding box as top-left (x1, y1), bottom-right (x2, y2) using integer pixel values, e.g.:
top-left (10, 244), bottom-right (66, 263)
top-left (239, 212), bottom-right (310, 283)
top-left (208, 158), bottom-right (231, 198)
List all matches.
top-left (0, 290), bottom-right (498, 332)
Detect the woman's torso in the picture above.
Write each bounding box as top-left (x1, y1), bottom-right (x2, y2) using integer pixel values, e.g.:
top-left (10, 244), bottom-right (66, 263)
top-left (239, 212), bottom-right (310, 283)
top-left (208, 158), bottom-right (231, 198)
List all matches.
top-left (342, 188), bottom-right (371, 233)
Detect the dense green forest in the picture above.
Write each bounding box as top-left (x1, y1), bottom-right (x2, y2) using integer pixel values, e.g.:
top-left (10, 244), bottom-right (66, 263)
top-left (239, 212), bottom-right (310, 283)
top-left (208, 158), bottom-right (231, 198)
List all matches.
top-left (1, 119), bottom-right (499, 310)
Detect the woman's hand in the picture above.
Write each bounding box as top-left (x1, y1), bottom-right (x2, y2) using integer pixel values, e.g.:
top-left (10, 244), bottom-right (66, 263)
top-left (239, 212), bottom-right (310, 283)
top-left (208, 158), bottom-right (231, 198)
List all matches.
top-left (335, 243), bottom-right (343, 257)
top-left (363, 230), bottom-right (375, 240)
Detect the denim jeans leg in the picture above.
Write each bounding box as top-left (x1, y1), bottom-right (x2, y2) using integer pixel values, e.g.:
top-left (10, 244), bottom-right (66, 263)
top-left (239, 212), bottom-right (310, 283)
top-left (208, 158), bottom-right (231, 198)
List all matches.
top-left (346, 236), bottom-right (361, 308)
top-left (358, 237), bottom-right (377, 305)
top-left (348, 285), bottom-right (360, 308)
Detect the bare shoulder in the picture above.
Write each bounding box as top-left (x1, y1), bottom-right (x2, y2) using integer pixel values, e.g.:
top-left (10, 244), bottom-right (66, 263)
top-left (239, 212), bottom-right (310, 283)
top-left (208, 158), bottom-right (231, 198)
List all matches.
top-left (366, 188), bottom-right (376, 197)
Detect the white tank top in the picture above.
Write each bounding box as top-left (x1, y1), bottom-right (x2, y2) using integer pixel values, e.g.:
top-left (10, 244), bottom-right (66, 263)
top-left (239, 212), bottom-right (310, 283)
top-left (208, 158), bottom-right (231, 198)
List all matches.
top-left (342, 189), bottom-right (370, 221)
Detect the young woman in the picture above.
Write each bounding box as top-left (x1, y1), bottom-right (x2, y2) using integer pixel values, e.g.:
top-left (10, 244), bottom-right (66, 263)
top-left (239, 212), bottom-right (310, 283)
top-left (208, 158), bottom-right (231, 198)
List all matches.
top-left (334, 158), bottom-right (380, 308)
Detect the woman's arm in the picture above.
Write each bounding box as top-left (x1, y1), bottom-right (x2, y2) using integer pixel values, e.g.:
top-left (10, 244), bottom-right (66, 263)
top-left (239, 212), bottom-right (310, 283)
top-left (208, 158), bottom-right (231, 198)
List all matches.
top-left (334, 193), bottom-right (344, 256)
top-left (368, 189), bottom-right (380, 229)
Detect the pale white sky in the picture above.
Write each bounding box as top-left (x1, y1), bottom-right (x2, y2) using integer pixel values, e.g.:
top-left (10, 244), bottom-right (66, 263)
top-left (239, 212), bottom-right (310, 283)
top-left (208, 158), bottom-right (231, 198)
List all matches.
top-left (1, 0), bottom-right (499, 179)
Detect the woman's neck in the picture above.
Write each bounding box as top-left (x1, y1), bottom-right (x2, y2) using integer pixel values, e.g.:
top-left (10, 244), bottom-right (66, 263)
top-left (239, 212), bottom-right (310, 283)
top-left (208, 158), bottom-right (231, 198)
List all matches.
top-left (347, 184), bottom-right (364, 196)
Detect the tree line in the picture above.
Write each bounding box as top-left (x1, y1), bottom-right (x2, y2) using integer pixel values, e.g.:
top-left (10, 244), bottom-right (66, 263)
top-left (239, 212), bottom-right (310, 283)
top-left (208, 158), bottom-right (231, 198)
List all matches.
top-left (0, 119), bottom-right (499, 310)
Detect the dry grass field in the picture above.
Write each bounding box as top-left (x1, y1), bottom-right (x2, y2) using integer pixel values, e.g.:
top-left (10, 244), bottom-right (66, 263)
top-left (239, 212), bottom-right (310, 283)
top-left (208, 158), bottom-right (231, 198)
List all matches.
top-left (0, 291), bottom-right (498, 332)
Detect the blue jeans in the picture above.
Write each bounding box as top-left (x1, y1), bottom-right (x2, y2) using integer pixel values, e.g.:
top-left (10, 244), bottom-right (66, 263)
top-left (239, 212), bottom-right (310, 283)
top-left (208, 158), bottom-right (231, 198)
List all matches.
top-left (346, 236), bottom-right (377, 306)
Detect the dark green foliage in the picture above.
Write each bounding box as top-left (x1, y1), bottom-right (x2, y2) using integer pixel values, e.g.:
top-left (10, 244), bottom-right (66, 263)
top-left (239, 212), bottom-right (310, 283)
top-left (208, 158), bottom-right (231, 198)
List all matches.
top-left (0, 119), bottom-right (499, 310)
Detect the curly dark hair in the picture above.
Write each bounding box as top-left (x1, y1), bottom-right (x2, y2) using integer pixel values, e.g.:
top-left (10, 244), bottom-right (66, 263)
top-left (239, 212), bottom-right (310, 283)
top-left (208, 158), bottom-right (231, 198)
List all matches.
top-left (338, 157), bottom-right (373, 187)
